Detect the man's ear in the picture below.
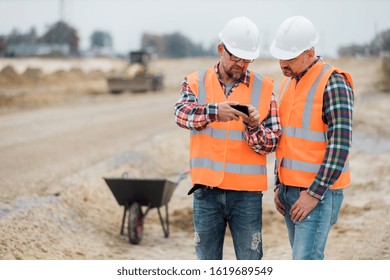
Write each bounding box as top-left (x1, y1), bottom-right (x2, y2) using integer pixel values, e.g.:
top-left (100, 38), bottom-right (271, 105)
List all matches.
top-left (217, 43), bottom-right (224, 57)
top-left (308, 48), bottom-right (316, 59)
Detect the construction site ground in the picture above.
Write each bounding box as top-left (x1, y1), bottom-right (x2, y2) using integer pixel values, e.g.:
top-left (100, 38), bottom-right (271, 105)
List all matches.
top-left (0, 56), bottom-right (389, 260)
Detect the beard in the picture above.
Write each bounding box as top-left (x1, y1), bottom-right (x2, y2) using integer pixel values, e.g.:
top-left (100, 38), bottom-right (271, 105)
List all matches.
top-left (222, 63), bottom-right (245, 81)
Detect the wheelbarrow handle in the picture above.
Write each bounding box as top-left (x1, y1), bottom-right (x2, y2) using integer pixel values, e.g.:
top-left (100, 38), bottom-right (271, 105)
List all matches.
top-left (176, 169), bottom-right (190, 184)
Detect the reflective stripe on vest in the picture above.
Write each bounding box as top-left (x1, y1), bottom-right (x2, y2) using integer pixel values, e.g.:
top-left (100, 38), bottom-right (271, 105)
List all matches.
top-left (281, 126), bottom-right (326, 142)
top-left (276, 157), bottom-right (349, 173)
top-left (302, 64), bottom-right (332, 130)
top-left (190, 158), bottom-right (267, 175)
top-left (197, 69), bottom-right (207, 104)
top-left (191, 127), bottom-right (243, 141)
top-left (279, 78), bottom-right (291, 101)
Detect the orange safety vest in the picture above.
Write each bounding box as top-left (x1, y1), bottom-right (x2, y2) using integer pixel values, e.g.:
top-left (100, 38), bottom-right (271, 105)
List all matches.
top-left (186, 67), bottom-right (274, 191)
top-left (276, 60), bottom-right (354, 189)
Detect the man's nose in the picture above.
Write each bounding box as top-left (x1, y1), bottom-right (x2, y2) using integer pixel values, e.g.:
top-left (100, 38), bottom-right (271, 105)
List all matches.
top-left (279, 60), bottom-right (287, 68)
top-left (236, 59), bottom-right (246, 67)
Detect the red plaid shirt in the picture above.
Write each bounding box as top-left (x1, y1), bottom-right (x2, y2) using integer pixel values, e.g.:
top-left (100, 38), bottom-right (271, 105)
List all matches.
top-left (174, 63), bottom-right (281, 155)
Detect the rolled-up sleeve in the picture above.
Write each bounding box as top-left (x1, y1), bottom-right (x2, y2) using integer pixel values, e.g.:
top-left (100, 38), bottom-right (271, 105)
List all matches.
top-left (245, 92), bottom-right (281, 155)
top-left (174, 78), bottom-right (218, 131)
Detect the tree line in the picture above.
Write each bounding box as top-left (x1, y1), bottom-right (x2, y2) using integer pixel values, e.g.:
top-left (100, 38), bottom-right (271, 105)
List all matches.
top-left (338, 29), bottom-right (390, 57)
top-left (0, 20), bottom-right (214, 58)
top-left (141, 32), bottom-right (215, 58)
top-left (7, 20), bottom-right (389, 59)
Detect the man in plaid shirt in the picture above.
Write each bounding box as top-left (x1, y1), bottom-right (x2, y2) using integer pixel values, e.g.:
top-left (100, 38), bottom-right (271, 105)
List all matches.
top-left (270, 16), bottom-right (354, 260)
top-left (174, 64), bottom-right (281, 154)
top-left (174, 16), bottom-right (280, 260)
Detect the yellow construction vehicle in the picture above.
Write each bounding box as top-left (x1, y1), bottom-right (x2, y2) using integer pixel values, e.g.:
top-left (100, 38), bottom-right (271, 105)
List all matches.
top-left (107, 51), bottom-right (163, 93)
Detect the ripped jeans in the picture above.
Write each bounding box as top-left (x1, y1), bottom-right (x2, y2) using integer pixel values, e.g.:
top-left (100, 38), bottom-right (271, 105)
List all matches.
top-left (278, 184), bottom-right (344, 260)
top-left (193, 187), bottom-right (263, 260)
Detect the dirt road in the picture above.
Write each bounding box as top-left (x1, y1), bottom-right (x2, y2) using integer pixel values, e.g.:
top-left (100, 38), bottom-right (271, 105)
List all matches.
top-left (0, 89), bottom-right (199, 259)
top-left (0, 92), bottom-right (178, 203)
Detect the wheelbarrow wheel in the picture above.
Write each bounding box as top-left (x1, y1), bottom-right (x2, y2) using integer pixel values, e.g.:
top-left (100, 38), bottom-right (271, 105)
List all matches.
top-left (128, 202), bottom-right (144, 244)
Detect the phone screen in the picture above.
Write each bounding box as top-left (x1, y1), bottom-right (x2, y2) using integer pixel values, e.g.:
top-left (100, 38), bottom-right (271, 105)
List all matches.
top-left (231, 105), bottom-right (249, 116)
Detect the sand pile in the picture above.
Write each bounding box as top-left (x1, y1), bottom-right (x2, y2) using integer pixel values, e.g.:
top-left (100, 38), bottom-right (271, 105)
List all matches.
top-left (0, 64), bottom-right (110, 111)
top-left (0, 65), bottom-right (24, 86)
top-left (0, 57), bottom-right (127, 112)
top-left (0, 64), bottom-right (106, 87)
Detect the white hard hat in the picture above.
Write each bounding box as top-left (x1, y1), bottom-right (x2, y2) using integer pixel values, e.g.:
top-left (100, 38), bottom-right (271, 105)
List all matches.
top-left (218, 16), bottom-right (260, 60)
top-left (269, 15), bottom-right (319, 60)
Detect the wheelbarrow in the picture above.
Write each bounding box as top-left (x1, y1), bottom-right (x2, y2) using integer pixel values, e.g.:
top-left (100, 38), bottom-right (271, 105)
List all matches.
top-left (103, 170), bottom-right (189, 245)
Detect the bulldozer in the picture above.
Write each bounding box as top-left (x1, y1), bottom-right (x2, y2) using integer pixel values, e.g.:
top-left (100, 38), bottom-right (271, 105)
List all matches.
top-left (107, 51), bottom-right (163, 93)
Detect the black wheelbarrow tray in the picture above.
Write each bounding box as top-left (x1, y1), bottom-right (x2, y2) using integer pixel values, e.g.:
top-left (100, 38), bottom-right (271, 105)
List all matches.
top-left (103, 171), bottom-right (188, 245)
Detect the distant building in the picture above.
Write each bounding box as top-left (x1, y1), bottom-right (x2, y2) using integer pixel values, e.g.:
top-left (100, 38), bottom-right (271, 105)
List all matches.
top-left (6, 43), bottom-right (70, 57)
top-left (1, 21), bottom-right (79, 57)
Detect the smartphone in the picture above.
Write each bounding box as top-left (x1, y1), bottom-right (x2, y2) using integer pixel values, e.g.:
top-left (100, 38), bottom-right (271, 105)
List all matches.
top-left (230, 104), bottom-right (249, 116)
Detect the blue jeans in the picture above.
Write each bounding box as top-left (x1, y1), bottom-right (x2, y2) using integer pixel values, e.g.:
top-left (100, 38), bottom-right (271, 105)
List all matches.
top-left (278, 184), bottom-right (344, 260)
top-left (193, 187), bottom-right (263, 260)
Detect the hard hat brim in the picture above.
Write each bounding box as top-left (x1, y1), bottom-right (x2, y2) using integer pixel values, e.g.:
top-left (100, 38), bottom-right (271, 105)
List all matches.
top-left (219, 32), bottom-right (260, 60)
top-left (269, 40), bottom-right (303, 60)
top-left (269, 34), bottom-right (319, 60)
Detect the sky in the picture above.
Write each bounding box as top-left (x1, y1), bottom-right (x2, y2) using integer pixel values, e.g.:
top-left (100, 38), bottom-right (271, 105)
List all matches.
top-left (0, 0), bottom-right (389, 57)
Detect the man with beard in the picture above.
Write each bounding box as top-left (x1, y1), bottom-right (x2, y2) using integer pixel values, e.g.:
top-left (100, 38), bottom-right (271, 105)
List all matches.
top-left (174, 16), bottom-right (281, 260)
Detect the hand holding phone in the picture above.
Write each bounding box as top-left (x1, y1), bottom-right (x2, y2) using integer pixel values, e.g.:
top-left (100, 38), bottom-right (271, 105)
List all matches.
top-left (230, 104), bottom-right (249, 116)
